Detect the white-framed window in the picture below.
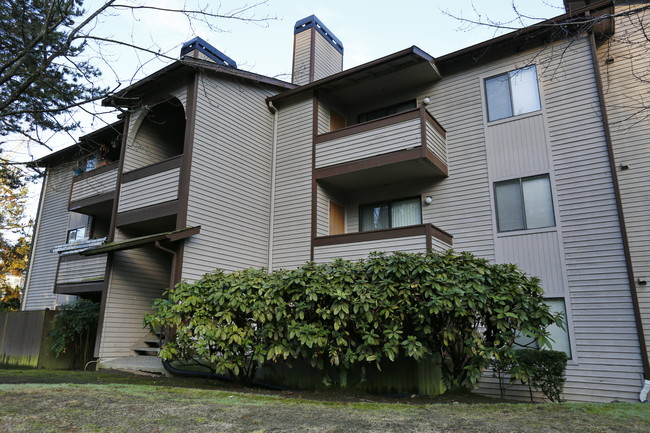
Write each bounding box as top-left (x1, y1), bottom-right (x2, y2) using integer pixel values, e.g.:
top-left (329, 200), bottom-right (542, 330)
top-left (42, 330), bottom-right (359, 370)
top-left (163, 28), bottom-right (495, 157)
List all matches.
top-left (494, 174), bottom-right (555, 232)
top-left (359, 197), bottom-right (422, 232)
top-left (516, 298), bottom-right (572, 359)
top-left (67, 212), bottom-right (91, 244)
top-left (485, 65), bottom-right (541, 122)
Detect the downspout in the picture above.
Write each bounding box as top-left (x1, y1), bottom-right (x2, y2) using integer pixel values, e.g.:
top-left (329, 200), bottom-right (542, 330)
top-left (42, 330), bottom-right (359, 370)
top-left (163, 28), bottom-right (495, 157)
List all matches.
top-left (267, 101), bottom-right (279, 271)
top-left (587, 30), bottom-right (650, 401)
top-left (154, 241), bottom-right (177, 290)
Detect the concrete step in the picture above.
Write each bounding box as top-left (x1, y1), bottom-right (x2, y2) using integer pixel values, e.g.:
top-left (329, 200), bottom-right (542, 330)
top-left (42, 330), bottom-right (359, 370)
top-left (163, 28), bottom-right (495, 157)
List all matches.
top-left (133, 347), bottom-right (160, 356)
top-left (143, 339), bottom-right (160, 347)
top-left (98, 356), bottom-right (169, 376)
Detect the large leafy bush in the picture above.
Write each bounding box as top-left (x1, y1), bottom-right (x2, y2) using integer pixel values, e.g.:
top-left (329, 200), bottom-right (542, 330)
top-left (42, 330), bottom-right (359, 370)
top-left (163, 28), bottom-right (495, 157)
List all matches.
top-left (145, 251), bottom-right (561, 389)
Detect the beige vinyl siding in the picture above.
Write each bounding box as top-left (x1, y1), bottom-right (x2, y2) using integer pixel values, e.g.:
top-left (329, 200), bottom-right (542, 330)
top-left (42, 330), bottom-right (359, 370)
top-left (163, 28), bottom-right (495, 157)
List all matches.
top-left (420, 35), bottom-right (644, 401)
top-left (485, 113), bottom-right (550, 180)
top-left (597, 5), bottom-right (650, 366)
top-left (98, 246), bottom-right (171, 358)
top-left (292, 30), bottom-right (312, 86)
top-left (117, 167), bottom-right (180, 213)
top-left (271, 95), bottom-right (313, 270)
top-left (313, 32), bottom-right (342, 81)
top-left (23, 164), bottom-right (76, 310)
top-left (495, 231), bottom-right (566, 296)
top-left (315, 117), bottom-right (421, 168)
top-left (546, 37), bottom-right (643, 403)
top-left (425, 120), bottom-right (447, 165)
top-left (123, 86), bottom-right (187, 173)
top-left (70, 167), bottom-right (118, 202)
top-left (422, 73), bottom-right (495, 260)
top-left (316, 184), bottom-right (330, 237)
top-left (317, 100), bottom-right (329, 134)
top-left (313, 236), bottom-right (428, 263)
top-left (182, 75), bottom-right (277, 278)
top-left (57, 255), bottom-right (107, 284)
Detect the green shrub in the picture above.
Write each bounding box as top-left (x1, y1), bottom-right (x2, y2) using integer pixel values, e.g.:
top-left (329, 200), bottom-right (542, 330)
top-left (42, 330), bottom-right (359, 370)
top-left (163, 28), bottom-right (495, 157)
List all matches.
top-left (49, 299), bottom-right (99, 365)
top-left (145, 251), bottom-right (562, 389)
top-left (516, 349), bottom-right (568, 402)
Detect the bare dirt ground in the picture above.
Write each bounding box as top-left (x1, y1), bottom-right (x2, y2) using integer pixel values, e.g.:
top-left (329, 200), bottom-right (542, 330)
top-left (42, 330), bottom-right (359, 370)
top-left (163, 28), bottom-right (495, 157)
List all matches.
top-left (1, 369), bottom-right (648, 432)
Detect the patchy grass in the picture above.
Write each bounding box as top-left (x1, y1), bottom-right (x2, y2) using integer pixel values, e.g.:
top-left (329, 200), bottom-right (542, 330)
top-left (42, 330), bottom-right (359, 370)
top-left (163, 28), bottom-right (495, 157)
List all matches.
top-left (0, 369), bottom-right (648, 432)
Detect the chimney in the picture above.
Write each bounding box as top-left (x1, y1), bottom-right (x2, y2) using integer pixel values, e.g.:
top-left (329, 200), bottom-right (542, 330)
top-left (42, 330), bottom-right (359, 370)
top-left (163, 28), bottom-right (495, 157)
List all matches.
top-left (292, 15), bottom-right (344, 85)
top-left (180, 37), bottom-right (237, 68)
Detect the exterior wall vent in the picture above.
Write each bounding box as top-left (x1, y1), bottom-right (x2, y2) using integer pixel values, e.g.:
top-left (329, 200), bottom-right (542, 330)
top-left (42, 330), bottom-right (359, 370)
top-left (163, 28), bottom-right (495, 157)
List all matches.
top-left (180, 37), bottom-right (237, 68)
top-left (292, 15), bottom-right (344, 85)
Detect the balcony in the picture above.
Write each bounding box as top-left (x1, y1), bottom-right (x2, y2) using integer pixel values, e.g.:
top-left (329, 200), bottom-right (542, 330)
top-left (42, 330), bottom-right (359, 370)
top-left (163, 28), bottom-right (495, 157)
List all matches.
top-left (69, 163), bottom-right (119, 214)
top-left (116, 155), bottom-right (182, 227)
top-left (54, 253), bottom-right (108, 295)
top-left (314, 108), bottom-right (447, 190)
top-left (312, 223), bottom-right (452, 263)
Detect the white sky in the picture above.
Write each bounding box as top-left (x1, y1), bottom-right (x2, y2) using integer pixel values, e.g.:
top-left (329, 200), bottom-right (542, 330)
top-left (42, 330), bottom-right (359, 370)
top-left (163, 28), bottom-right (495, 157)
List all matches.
top-left (7, 0), bottom-right (568, 224)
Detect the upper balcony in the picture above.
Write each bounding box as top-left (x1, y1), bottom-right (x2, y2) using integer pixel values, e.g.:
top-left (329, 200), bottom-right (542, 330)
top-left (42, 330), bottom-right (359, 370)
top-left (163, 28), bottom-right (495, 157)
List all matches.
top-left (69, 163), bottom-right (119, 215)
top-left (116, 155), bottom-right (182, 227)
top-left (314, 107), bottom-right (447, 190)
top-left (313, 223), bottom-right (452, 263)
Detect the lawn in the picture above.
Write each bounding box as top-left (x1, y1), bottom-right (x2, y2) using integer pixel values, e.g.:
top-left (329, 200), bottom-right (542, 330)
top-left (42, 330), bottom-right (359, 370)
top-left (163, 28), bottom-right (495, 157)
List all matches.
top-left (0, 369), bottom-right (648, 432)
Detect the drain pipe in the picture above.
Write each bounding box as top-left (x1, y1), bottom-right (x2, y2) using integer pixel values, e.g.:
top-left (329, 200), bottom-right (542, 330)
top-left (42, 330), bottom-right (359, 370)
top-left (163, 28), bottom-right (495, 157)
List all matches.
top-left (641, 380), bottom-right (650, 403)
top-left (154, 241), bottom-right (177, 289)
top-left (267, 101), bottom-right (279, 271)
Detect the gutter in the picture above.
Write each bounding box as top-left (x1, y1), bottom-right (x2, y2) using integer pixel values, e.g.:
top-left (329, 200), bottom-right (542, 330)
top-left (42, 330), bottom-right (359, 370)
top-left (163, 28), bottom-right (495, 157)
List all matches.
top-left (267, 101), bottom-right (279, 271)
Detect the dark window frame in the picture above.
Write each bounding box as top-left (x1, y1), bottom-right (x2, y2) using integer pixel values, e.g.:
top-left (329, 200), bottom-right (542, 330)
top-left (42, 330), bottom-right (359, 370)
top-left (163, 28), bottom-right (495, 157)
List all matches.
top-left (484, 65), bottom-right (541, 122)
top-left (494, 174), bottom-right (555, 233)
top-left (359, 196), bottom-right (422, 232)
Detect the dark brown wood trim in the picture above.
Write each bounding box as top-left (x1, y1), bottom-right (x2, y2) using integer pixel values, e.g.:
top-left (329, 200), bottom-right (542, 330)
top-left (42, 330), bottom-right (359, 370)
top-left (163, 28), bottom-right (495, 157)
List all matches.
top-left (71, 162), bottom-right (119, 184)
top-left (313, 223), bottom-right (452, 247)
top-left (69, 192), bottom-right (115, 212)
top-left (176, 71), bottom-right (198, 230)
top-left (422, 108), bottom-right (447, 139)
top-left (314, 108), bottom-right (420, 144)
top-left (589, 33), bottom-right (650, 379)
top-left (419, 107), bottom-right (427, 158)
top-left (425, 224), bottom-right (433, 251)
top-left (309, 27), bottom-right (316, 83)
top-left (121, 154), bottom-right (183, 184)
top-left (314, 147), bottom-right (423, 179)
top-left (108, 114), bottom-right (131, 242)
top-left (311, 93), bottom-right (318, 261)
top-left (54, 281), bottom-right (104, 295)
top-left (423, 148), bottom-right (449, 177)
top-left (115, 200), bottom-right (179, 227)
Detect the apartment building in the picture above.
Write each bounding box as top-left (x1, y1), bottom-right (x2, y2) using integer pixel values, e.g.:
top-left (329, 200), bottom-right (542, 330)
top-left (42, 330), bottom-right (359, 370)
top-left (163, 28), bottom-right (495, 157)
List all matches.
top-left (21, 0), bottom-right (650, 402)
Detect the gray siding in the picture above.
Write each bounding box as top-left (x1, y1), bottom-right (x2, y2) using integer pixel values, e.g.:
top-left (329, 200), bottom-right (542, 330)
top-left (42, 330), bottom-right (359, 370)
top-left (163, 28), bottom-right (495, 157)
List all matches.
top-left (317, 99), bottom-right (329, 134)
top-left (182, 74), bottom-right (277, 278)
top-left (313, 235), bottom-right (428, 263)
top-left (313, 32), bottom-right (342, 81)
top-left (271, 96), bottom-right (313, 270)
top-left (425, 120), bottom-right (447, 165)
top-left (117, 167), bottom-right (180, 213)
top-left (316, 117), bottom-right (421, 168)
top-left (70, 167), bottom-right (118, 202)
top-left (23, 164), bottom-right (76, 310)
top-left (57, 255), bottom-right (107, 285)
top-left (424, 68), bottom-right (495, 260)
top-left (292, 30), bottom-right (312, 86)
top-left (98, 245), bottom-right (171, 358)
top-left (123, 86), bottom-right (187, 173)
top-left (597, 4), bottom-right (650, 367)
top-left (444, 36), bottom-right (645, 402)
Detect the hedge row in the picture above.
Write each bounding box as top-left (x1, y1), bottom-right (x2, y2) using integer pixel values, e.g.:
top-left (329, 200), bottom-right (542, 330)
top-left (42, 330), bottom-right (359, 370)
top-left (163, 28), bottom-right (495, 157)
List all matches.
top-left (145, 251), bottom-right (562, 389)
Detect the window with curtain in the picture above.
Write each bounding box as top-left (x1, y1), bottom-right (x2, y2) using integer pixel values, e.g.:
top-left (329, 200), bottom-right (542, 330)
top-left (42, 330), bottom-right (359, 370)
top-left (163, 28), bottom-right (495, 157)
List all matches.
top-left (494, 174), bottom-right (555, 232)
top-left (485, 65), bottom-right (541, 122)
top-left (360, 197), bottom-right (422, 232)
